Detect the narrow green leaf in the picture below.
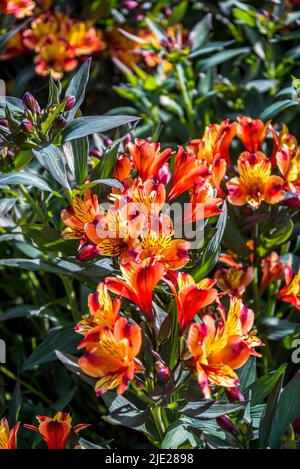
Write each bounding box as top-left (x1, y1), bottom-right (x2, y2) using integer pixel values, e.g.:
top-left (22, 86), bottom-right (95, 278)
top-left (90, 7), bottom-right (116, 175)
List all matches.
top-left (0, 171), bottom-right (53, 192)
top-left (33, 144), bottom-right (70, 190)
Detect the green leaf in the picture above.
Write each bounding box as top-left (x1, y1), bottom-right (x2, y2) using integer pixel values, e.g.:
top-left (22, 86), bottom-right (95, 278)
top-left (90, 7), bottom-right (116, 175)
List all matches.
top-left (178, 400), bottom-right (246, 419)
top-left (0, 197), bottom-right (18, 217)
top-left (63, 137), bottom-right (89, 185)
top-left (259, 371), bottom-right (285, 448)
top-left (33, 144), bottom-right (70, 190)
top-left (22, 224), bottom-right (78, 255)
top-left (55, 351), bottom-right (96, 386)
top-left (258, 215), bottom-right (294, 256)
top-left (0, 304), bottom-right (53, 321)
top-left (261, 318), bottom-right (299, 341)
top-left (9, 381), bottom-right (21, 426)
top-left (21, 324), bottom-right (81, 371)
top-left (190, 14), bottom-right (212, 50)
top-left (65, 58), bottom-right (91, 119)
top-left (269, 372), bottom-right (300, 448)
top-left (260, 100), bottom-right (296, 121)
top-left (145, 18), bottom-right (167, 42)
top-left (198, 47), bottom-right (250, 70)
top-left (61, 115), bottom-right (139, 142)
top-left (247, 364), bottom-right (287, 406)
top-left (237, 356), bottom-right (256, 393)
top-left (0, 171), bottom-right (53, 192)
top-left (192, 202), bottom-right (227, 281)
top-left (167, 0), bottom-right (189, 26)
top-left (161, 420), bottom-right (198, 449)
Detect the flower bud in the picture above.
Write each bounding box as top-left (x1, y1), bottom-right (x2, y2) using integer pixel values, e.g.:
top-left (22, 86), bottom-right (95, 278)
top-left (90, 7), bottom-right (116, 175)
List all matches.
top-left (90, 148), bottom-right (103, 158)
top-left (226, 387), bottom-right (245, 403)
top-left (155, 162), bottom-right (171, 185)
top-left (155, 361), bottom-right (171, 383)
top-left (0, 118), bottom-right (9, 127)
top-left (217, 415), bottom-right (240, 437)
top-left (22, 92), bottom-right (41, 113)
top-left (54, 115), bottom-right (68, 130)
top-left (122, 1), bottom-right (138, 9)
top-left (64, 95), bottom-right (76, 111)
top-left (22, 118), bottom-right (35, 133)
top-left (77, 244), bottom-right (101, 262)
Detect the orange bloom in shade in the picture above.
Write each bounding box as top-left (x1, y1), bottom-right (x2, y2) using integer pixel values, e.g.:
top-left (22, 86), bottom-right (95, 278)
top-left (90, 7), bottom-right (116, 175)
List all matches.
top-left (166, 272), bottom-right (218, 331)
top-left (105, 26), bottom-right (142, 68)
top-left (236, 116), bottom-right (270, 152)
top-left (127, 139), bottom-right (172, 181)
top-left (227, 151), bottom-right (285, 208)
top-left (2, 0), bottom-right (35, 18)
top-left (215, 257), bottom-right (254, 297)
top-left (0, 418), bottom-right (20, 449)
top-left (61, 189), bottom-right (99, 240)
top-left (260, 251), bottom-right (288, 294)
top-left (78, 317), bottom-right (142, 395)
top-left (187, 296), bottom-right (263, 398)
top-left (105, 261), bottom-right (165, 321)
top-left (183, 179), bottom-right (223, 224)
top-left (277, 266), bottom-right (300, 310)
top-left (76, 282), bottom-right (121, 349)
top-left (167, 147), bottom-right (209, 201)
top-left (276, 143), bottom-right (300, 194)
top-left (24, 412), bottom-right (89, 449)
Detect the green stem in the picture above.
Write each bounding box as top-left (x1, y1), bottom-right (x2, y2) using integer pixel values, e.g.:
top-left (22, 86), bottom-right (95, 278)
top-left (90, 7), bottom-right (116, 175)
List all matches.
top-left (176, 64), bottom-right (196, 137)
top-left (19, 185), bottom-right (47, 224)
top-left (61, 277), bottom-right (80, 322)
top-left (152, 406), bottom-right (166, 442)
top-left (0, 366), bottom-right (51, 405)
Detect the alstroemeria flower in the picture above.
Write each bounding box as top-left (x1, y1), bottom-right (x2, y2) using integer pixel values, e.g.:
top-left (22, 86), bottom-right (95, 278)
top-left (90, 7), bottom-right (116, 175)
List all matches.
top-left (78, 317), bottom-right (142, 395)
top-left (3, 0), bottom-right (35, 18)
top-left (236, 116), bottom-right (270, 152)
top-left (76, 282), bottom-right (121, 349)
top-left (24, 412), bottom-right (89, 449)
top-left (215, 257), bottom-right (254, 297)
top-left (0, 418), bottom-right (20, 449)
top-left (127, 139), bottom-right (172, 181)
top-left (167, 147), bottom-right (209, 201)
top-left (276, 144), bottom-right (300, 194)
top-left (227, 151), bottom-right (285, 208)
top-left (187, 120), bottom-right (236, 190)
top-left (183, 179), bottom-right (223, 223)
top-left (260, 251), bottom-right (289, 294)
top-left (105, 260), bottom-right (165, 321)
top-left (166, 272), bottom-right (218, 331)
top-left (188, 296), bottom-right (263, 398)
top-left (113, 154), bottom-right (132, 182)
top-left (61, 189), bottom-right (99, 240)
top-left (277, 266), bottom-right (300, 310)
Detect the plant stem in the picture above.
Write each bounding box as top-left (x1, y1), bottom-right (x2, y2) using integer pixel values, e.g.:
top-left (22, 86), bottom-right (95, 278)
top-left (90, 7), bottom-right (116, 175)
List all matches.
top-left (0, 365), bottom-right (51, 405)
top-left (61, 277), bottom-right (80, 322)
top-left (152, 406), bottom-right (166, 442)
top-left (19, 185), bottom-right (47, 224)
top-left (176, 64), bottom-right (196, 137)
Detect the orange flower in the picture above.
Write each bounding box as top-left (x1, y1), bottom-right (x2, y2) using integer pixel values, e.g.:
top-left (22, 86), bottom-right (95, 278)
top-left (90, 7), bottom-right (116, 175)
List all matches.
top-left (113, 154), bottom-right (132, 182)
top-left (188, 296), bottom-right (263, 397)
top-left (166, 272), bottom-right (218, 331)
top-left (260, 251), bottom-right (288, 293)
top-left (105, 27), bottom-right (142, 68)
top-left (127, 139), bottom-right (172, 181)
top-left (23, 12), bottom-right (105, 77)
top-left (183, 179), bottom-right (223, 223)
top-left (3, 0), bottom-right (35, 18)
top-left (105, 260), bottom-right (165, 321)
top-left (215, 257), bottom-right (254, 297)
top-left (187, 120), bottom-right (236, 190)
top-left (76, 282), bottom-right (121, 349)
top-left (78, 317), bottom-right (142, 395)
top-left (0, 418), bottom-right (20, 449)
top-left (24, 412), bottom-right (88, 449)
top-left (61, 189), bottom-right (99, 240)
top-left (0, 32), bottom-right (26, 60)
top-left (227, 151), bottom-right (285, 208)
top-left (236, 116), bottom-right (270, 152)
top-left (275, 134), bottom-right (300, 193)
top-left (277, 266), bottom-right (300, 310)
top-left (167, 147), bottom-right (209, 201)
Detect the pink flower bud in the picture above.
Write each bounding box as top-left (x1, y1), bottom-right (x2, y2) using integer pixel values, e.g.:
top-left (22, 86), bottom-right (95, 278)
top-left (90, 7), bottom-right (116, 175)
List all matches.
top-left (90, 148), bottom-right (103, 158)
top-left (226, 387), bottom-right (245, 403)
top-left (155, 162), bottom-right (171, 185)
top-left (54, 115), bottom-right (68, 130)
top-left (23, 92), bottom-right (41, 113)
top-left (22, 118), bottom-right (35, 133)
top-left (122, 1), bottom-right (138, 9)
top-left (64, 96), bottom-right (76, 111)
top-left (0, 119), bottom-right (9, 127)
top-left (77, 244), bottom-right (101, 261)
top-left (217, 415), bottom-right (240, 437)
top-left (156, 362), bottom-right (171, 383)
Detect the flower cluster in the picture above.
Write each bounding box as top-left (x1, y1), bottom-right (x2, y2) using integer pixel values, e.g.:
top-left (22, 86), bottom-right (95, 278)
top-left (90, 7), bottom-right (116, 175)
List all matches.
top-left (1, 11), bottom-right (105, 77)
top-left (0, 0), bottom-right (35, 18)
